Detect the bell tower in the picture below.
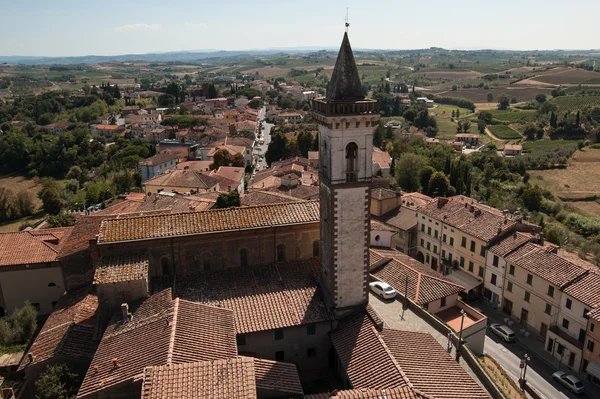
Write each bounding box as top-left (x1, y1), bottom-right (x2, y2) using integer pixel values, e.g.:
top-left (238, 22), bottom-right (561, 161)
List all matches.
top-left (312, 31), bottom-right (380, 313)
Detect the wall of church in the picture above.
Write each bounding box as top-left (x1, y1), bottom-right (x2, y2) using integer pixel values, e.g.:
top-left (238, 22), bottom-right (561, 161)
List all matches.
top-left (92, 224), bottom-right (320, 277)
top-left (332, 186), bottom-right (370, 309)
top-left (237, 321), bottom-right (332, 372)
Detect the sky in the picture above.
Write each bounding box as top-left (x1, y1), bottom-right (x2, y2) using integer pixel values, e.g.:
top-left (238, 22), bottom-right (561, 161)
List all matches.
top-left (0, 0), bottom-right (598, 57)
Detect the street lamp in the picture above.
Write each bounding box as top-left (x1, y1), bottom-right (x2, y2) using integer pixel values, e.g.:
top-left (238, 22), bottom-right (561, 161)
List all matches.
top-left (455, 309), bottom-right (466, 362)
top-left (519, 353), bottom-right (531, 390)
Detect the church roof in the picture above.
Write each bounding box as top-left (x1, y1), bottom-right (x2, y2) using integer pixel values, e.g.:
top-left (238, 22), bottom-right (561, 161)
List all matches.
top-left (326, 32), bottom-right (364, 101)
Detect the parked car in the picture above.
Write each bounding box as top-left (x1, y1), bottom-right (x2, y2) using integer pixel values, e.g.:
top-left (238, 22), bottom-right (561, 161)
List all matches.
top-left (488, 323), bottom-right (516, 342)
top-left (369, 282), bottom-right (397, 299)
top-left (552, 371), bottom-right (585, 394)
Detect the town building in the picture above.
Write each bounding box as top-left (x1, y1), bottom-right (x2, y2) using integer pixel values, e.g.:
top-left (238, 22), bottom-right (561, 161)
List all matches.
top-left (372, 147), bottom-right (393, 177)
top-left (137, 152), bottom-right (178, 182)
top-left (503, 144), bottom-right (523, 157)
top-left (455, 133), bottom-right (480, 145)
top-left (0, 228), bottom-right (72, 315)
top-left (143, 169), bottom-right (220, 194)
top-left (584, 307), bottom-right (600, 386)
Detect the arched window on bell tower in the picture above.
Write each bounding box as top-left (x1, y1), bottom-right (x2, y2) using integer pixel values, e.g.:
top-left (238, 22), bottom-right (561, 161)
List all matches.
top-left (345, 142), bottom-right (358, 182)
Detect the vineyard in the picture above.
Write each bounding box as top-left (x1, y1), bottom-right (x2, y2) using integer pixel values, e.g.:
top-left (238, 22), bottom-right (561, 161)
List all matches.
top-left (487, 109), bottom-right (537, 123)
top-left (488, 124), bottom-right (521, 140)
top-left (549, 95), bottom-right (600, 113)
top-left (508, 140), bottom-right (579, 170)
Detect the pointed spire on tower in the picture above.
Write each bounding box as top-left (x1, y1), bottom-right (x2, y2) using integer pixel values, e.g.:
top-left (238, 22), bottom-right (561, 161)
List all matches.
top-left (326, 32), bottom-right (364, 102)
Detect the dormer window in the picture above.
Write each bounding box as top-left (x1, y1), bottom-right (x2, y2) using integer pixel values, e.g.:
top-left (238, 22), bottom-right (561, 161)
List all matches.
top-left (345, 142), bottom-right (358, 182)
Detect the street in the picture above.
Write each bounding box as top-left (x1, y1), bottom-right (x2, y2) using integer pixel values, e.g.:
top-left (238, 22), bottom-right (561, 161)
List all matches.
top-left (255, 106), bottom-right (272, 171)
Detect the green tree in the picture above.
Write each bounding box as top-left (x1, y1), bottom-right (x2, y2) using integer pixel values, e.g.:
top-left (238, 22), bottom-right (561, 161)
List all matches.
top-left (215, 191), bottom-right (241, 209)
top-left (373, 125), bottom-right (383, 148)
top-left (520, 185), bottom-right (543, 212)
top-left (478, 111), bottom-right (493, 124)
top-left (420, 165), bottom-right (435, 194)
top-left (524, 123), bottom-right (538, 140)
top-left (395, 153), bottom-right (426, 192)
top-left (428, 171), bottom-right (451, 197)
top-left (231, 153), bottom-right (245, 167)
top-left (35, 363), bottom-right (81, 399)
top-left (297, 131), bottom-right (314, 157)
top-left (535, 93), bottom-right (547, 103)
top-left (487, 93), bottom-right (494, 102)
top-left (544, 229), bottom-right (561, 246)
top-left (211, 149), bottom-right (233, 169)
top-left (498, 94), bottom-right (510, 110)
top-left (13, 190), bottom-right (34, 218)
top-left (46, 212), bottom-right (77, 228)
top-left (39, 185), bottom-right (64, 215)
top-left (265, 131), bottom-right (288, 166)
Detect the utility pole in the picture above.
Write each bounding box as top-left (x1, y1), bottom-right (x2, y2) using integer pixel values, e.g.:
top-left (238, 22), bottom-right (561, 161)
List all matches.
top-left (455, 309), bottom-right (466, 362)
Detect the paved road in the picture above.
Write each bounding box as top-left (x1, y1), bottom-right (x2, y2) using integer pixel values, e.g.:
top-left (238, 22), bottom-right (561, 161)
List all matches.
top-left (254, 106), bottom-right (272, 171)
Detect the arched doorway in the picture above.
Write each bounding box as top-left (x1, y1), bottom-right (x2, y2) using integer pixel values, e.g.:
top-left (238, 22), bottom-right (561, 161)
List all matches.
top-left (416, 251), bottom-right (425, 263)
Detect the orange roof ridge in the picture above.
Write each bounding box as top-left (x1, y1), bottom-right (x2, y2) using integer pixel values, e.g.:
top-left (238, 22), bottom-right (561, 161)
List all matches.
top-left (166, 298), bottom-right (179, 365)
top-left (414, 273), bottom-right (422, 303)
top-left (369, 325), bottom-right (413, 389)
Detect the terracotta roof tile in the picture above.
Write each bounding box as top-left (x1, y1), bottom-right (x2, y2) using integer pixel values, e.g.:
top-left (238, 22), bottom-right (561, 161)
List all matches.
top-left (175, 259), bottom-right (332, 334)
top-left (241, 191), bottom-right (302, 206)
top-left (371, 220), bottom-right (399, 232)
top-left (18, 287), bottom-right (99, 372)
top-left (94, 252), bottom-right (150, 285)
top-left (381, 329), bottom-right (489, 399)
top-left (252, 358), bottom-right (303, 395)
top-left (0, 227), bottom-right (72, 266)
top-left (372, 188), bottom-right (400, 201)
top-left (138, 152), bottom-right (178, 166)
top-left (489, 232), bottom-right (534, 257)
top-left (505, 243), bottom-right (587, 287)
top-left (304, 387), bottom-right (428, 399)
top-left (77, 290), bottom-right (237, 398)
top-left (144, 169), bottom-right (219, 191)
top-left (370, 249), bottom-right (464, 305)
top-left (97, 200), bottom-right (319, 244)
top-left (142, 358), bottom-right (257, 399)
top-left (330, 313), bottom-right (409, 390)
top-left (562, 270), bottom-right (600, 308)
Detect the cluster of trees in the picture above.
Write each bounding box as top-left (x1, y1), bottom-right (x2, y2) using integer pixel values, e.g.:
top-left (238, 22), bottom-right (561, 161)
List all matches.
top-left (0, 302), bottom-right (37, 347)
top-left (265, 129), bottom-right (318, 165)
top-left (427, 95), bottom-right (476, 112)
top-left (211, 149), bottom-right (245, 170)
top-left (35, 363), bottom-right (81, 399)
top-left (215, 191), bottom-right (241, 209)
top-left (0, 188), bottom-right (35, 223)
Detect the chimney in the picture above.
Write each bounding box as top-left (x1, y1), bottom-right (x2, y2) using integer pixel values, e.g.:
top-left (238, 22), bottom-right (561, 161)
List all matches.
top-left (112, 358), bottom-right (120, 369)
top-left (228, 185), bottom-right (231, 192)
top-left (28, 353), bottom-right (34, 363)
top-left (121, 303), bottom-right (132, 323)
top-left (93, 365), bottom-right (99, 373)
top-left (539, 233), bottom-right (545, 246)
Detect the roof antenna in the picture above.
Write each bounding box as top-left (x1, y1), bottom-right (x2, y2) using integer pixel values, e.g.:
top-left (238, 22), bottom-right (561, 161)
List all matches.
top-left (345, 7), bottom-right (350, 32)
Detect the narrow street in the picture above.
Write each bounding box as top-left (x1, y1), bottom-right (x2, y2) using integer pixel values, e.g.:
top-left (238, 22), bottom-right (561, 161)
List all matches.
top-left (254, 105), bottom-right (272, 171)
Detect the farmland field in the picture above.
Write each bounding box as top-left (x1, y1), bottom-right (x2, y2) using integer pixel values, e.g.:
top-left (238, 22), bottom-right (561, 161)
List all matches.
top-left (487, 109), bottom-right (537, 123)
top-left (433, 87), bottom-right (553, 103)
top-left (527, 68), bottom-right (600, 85)
top-left (528, 148), bottom-right (600, 200)
top-left (0, 176), bottom-right (43, 209)
top-left (488, 124), bottom-right (521, 139)
top-left (413, 71), bottom-right (484, 80)
top-left (435, 119), bottom-right (459, 139)
top-left (549, 95), bottom-right (600, 112)
top-left (569, 201), bottom-right (600, 219)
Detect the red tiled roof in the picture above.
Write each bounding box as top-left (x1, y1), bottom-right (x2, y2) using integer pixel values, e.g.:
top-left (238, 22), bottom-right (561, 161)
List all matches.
top-left (489, 232), bottom-right (534, 257)
top-left (372, 188), bottom-right (400, 201)
top-left (77, 290), bottom-right (237, 398)
top-left (94, 252), bottom-right (149, 285)
top-left (18, 287), bottom-right (99, 372)
top-left (144, 169), bottom-right (220, 191)
top-left (505, 243), bottom-right (587, 287)
top-left (588, 307), bottom-right (600, 322)
top-left (370, 249), bottom-right (464, 305)
top-left (253, 358), bottom-right (303, 395)
top-left (176, 259), bottom-right (332, 334)
top-left (381, 329), bottom-right (489, 399)
top-left (304, 387), bottom-right (428, 399)
top-left (562, 270), bottom-right (600, 308)
top-left (138, 152), bottom-right (178, 166)
top-left (240, 191), bottom-right (302, 206)
top-left (142, 358), bottom-right (257, 399)
top-left (0, 227), bottom-right (72, 266)
top-left (372, 148), bottom-right (392, 169)
top-left (371, 220), bottom-right (399, 232)
top-left (97, 200), bottom-right (319, 244)
top-left (330, 312), bottom-right (489, 399)
top-left (330, 313), bottom-right (410, 390)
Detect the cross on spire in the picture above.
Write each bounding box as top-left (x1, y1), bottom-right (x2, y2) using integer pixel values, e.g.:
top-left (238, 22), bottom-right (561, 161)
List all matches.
top-left (345, 8), bottom-right (349, 32)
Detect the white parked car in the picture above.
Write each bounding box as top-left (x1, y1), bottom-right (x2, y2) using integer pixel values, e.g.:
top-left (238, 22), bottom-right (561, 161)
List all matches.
top-left (488, 323), bottom-right (516, 342)
top-left (552, 371), bottom-right (585, 394)
top-left (369, 282), bottom-right (397, 300)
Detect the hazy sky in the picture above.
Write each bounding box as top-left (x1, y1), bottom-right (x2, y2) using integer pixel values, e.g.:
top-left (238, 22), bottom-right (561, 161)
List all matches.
top-left (1, 0), bottom-right (598, 56)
